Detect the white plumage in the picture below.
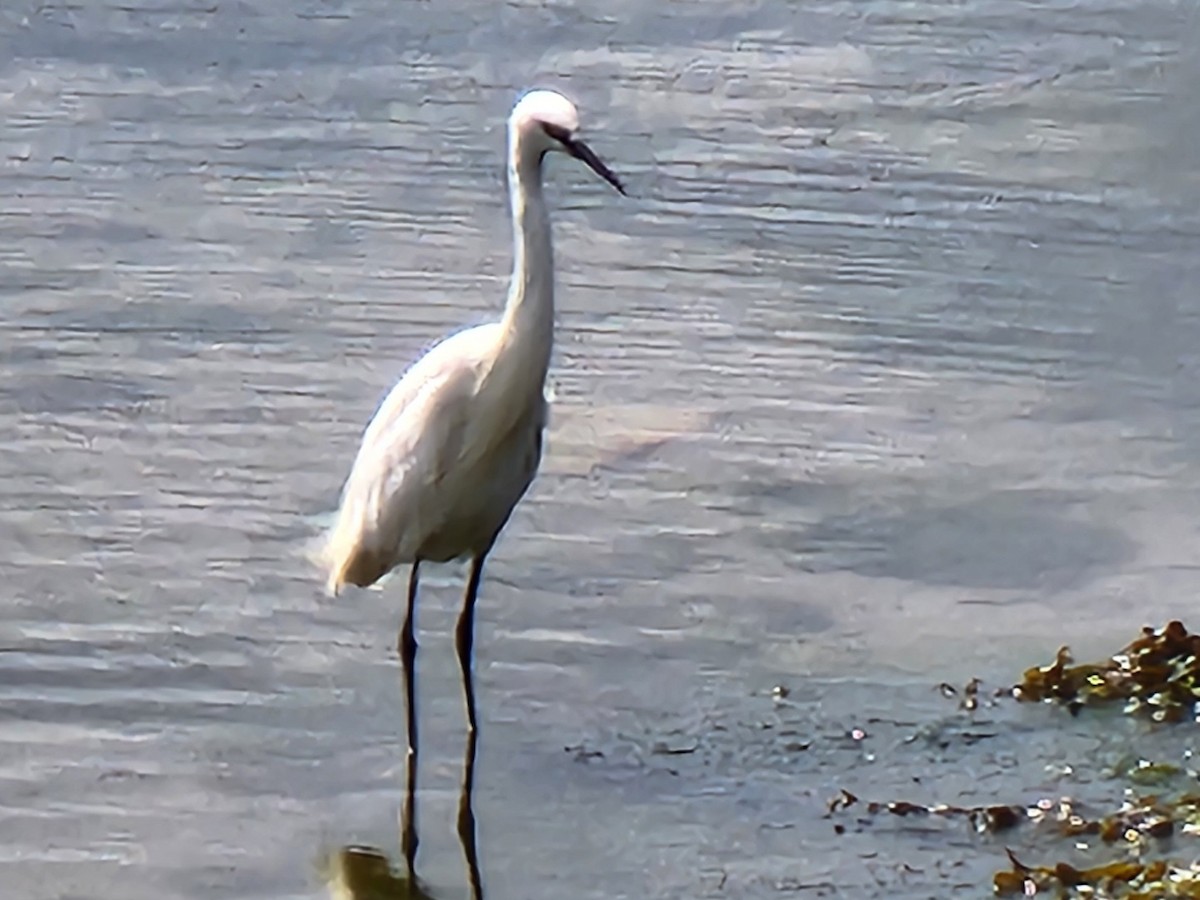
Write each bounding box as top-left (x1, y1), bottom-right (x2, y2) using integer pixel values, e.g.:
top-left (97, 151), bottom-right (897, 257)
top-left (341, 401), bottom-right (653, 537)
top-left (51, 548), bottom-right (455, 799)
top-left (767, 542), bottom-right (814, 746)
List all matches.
top-left (322, 321), bottom-right (545, 589)
top-left (322, 91), bottom-right (624, 596)
top-left (317, 89), bottom-right (625, 765)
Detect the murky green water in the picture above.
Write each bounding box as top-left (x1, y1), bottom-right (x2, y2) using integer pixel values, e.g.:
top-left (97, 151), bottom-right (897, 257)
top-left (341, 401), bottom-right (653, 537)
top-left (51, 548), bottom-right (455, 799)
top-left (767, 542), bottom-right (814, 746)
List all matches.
top-left (3, 1), bottom-right (1200, 897)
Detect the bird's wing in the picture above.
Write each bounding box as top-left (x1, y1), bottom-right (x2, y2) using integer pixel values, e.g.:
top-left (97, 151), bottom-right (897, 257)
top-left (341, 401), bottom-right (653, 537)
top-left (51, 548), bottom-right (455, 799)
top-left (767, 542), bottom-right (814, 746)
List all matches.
top-left (334, 325), bottom-right (500, 553)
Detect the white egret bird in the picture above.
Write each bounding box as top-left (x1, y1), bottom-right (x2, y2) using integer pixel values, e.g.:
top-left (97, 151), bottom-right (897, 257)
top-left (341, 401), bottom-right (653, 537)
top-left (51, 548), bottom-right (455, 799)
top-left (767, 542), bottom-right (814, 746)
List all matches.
top-left (319, 88), bottom-right (625, 823)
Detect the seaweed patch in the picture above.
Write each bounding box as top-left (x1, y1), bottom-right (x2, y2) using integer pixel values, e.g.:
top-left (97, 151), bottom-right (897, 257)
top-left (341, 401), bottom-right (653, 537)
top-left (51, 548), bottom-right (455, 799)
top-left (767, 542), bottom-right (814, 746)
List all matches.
top-left (828, 622), bottom-right (1200, 897)
top-left (1014, 620), bottom-right (1200, 722)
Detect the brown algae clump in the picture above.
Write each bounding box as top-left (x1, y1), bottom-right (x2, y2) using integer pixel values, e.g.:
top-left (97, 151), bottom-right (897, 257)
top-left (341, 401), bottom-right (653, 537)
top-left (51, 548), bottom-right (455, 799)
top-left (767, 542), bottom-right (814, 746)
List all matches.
top-left (1014, 620), bottom-right (1200, 722)
top-left (993, 851), bottom-right (1200, 898)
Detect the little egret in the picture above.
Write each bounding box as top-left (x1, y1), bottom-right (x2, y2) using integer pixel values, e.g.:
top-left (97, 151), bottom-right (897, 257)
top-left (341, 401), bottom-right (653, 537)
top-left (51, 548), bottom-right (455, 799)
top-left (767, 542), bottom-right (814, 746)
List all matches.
top-left (319, 89), bottom-right (625, 855)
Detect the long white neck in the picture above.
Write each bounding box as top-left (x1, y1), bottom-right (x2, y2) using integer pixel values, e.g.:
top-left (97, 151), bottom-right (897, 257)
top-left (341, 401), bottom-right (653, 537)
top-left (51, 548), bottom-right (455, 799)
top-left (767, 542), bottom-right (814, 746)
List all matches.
top-left (499, 135), bottom-right (554, 386)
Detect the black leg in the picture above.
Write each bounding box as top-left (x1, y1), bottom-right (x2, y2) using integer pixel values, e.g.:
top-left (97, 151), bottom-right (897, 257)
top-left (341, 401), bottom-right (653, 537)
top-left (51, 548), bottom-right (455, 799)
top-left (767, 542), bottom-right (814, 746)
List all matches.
top-left (455, 554), bottom-right (486, 734)
top-left (399, 561), bottom-right (420, 876)
top-left (457, 719), bottom-right (484, 900)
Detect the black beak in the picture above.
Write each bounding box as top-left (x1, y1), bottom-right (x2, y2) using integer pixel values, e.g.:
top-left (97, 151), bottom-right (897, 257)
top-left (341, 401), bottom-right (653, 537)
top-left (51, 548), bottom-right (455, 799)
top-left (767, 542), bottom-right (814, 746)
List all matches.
top-left (564, 137), bottom-right (626, 196)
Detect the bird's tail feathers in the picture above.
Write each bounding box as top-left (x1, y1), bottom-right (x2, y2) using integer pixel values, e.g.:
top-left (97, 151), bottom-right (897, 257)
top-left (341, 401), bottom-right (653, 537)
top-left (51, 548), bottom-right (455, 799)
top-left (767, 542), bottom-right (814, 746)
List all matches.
top-left (302, 525), bottom-right (343, 597)
top-left (314, 502), bottom-right (395, 596)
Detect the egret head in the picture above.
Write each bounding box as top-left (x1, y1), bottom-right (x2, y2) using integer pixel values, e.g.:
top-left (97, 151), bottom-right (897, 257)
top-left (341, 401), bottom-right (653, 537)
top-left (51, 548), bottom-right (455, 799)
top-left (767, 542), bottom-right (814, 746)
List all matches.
top-left (509, 89), bottom-right (626, 195)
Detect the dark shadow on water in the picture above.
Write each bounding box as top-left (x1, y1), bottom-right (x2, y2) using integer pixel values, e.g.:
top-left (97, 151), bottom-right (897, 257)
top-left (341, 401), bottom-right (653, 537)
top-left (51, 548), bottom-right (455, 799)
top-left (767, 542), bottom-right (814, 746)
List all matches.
top-left (744, 482), bottom-right (1137, 591)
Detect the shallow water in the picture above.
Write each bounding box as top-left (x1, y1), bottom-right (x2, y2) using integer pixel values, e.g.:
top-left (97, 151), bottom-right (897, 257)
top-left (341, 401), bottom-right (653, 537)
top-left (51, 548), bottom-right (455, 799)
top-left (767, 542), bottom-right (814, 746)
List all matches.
top-left (3, 1), bottom-right (1200, 897)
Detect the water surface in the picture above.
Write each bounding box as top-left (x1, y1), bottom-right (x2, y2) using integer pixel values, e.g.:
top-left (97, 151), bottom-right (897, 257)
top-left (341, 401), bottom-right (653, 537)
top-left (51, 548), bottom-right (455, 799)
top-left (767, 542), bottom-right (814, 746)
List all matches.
top-left (3, 1), bottom-right (1200, 897)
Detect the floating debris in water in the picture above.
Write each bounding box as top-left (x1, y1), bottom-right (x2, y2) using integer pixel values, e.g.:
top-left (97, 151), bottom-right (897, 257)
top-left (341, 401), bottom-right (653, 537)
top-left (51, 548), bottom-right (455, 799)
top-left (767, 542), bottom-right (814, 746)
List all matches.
top-left (827, 788), bottom-right (1023, 834)
top-left (962, 676), bottom-right (982, 711)
top-left (832, 789), bottom-right (1200, 896)
top-left (830, 622), bottom-right (1200, 896)
top-left (993, 849), bottom-right (1200, 898)
top-left (1013, 620), bottom-right (1200, 722)
top-left (938, 675), bottom-right (1006, 711)
top-left (839, 790), bottom-right (1183, 845)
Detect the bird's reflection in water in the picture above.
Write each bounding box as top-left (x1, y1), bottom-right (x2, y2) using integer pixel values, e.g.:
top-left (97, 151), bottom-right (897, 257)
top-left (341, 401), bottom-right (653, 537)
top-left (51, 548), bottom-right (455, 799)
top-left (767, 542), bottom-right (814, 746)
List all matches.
top-left (326, 845), bottom-right (437, 900)
top-left (324, 726), bottom-right (482, 900)
top-left (325, 639), bottom-right (483, 900)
